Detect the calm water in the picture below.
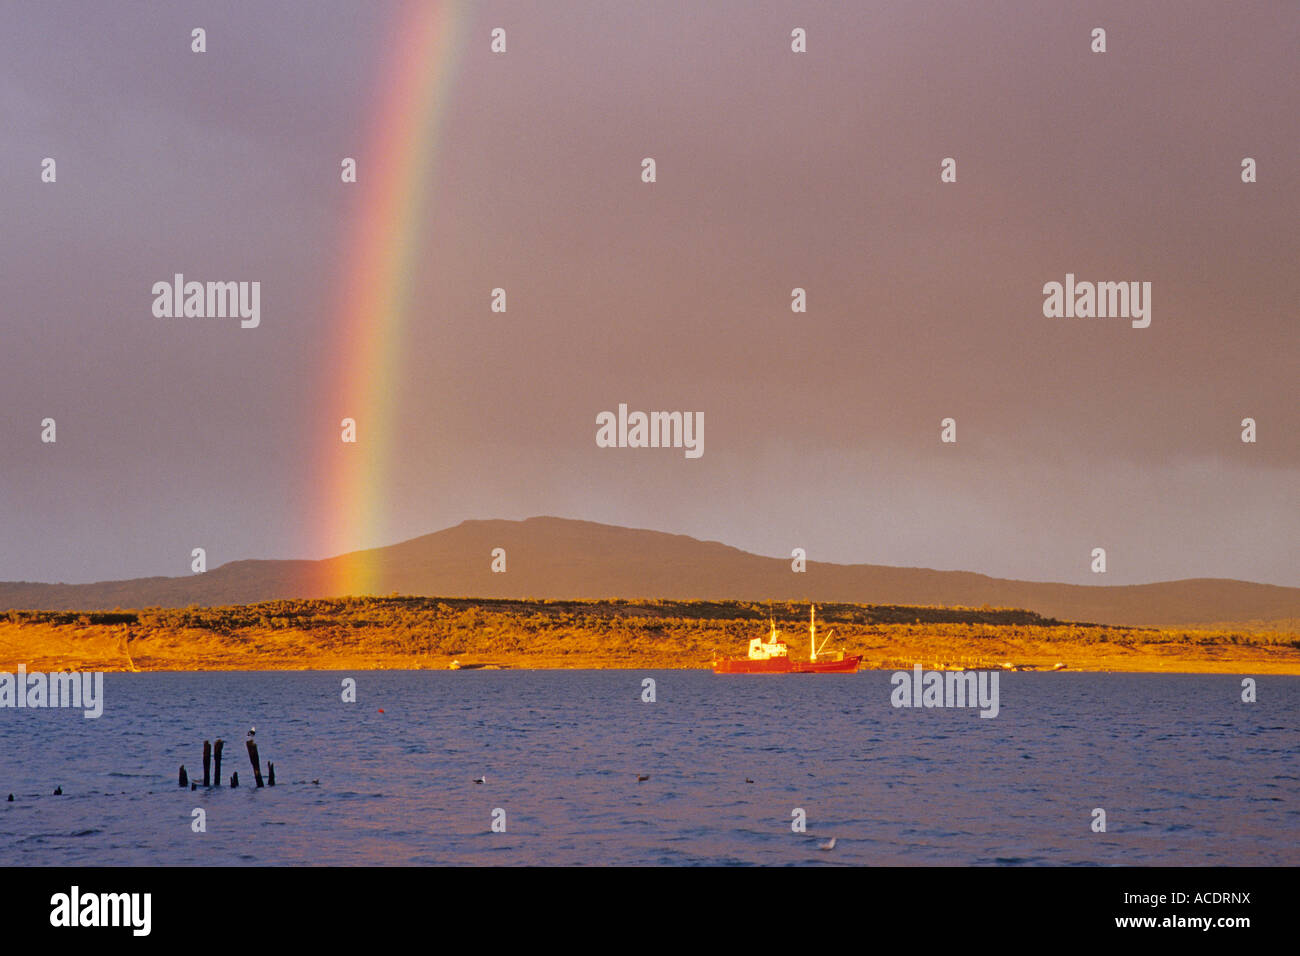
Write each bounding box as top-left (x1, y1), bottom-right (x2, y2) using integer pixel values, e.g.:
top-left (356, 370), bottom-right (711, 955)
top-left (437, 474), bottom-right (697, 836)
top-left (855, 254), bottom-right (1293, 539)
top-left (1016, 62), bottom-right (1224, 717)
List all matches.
top-left (0, 671), bottom-right (1295, 865)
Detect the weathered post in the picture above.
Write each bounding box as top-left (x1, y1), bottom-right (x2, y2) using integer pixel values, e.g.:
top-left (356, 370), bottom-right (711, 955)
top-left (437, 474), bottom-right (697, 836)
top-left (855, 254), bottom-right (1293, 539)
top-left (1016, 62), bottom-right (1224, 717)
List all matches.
top-left (202, 740), bottom-right (212, 787)
top-left (213, 739), bottom-right (224, 787)
top-left (178, 765), bottom-right (188, 787)
top-left (246, 739), bottom-right (264, 788)
top-left (267, 762), bottom-right (276, 786)
top-left (230, 772), bottom-right (239, 788)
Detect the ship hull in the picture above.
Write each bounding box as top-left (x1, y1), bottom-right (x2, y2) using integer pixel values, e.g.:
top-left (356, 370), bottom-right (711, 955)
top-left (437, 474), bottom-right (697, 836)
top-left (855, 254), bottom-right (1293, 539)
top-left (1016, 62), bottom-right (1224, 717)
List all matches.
top-left (791, 656), bottom-right (861, 674)
top-left (712, 655), bottom-right (861, 674)
top-left (712, 657), bottom-right (795, 674)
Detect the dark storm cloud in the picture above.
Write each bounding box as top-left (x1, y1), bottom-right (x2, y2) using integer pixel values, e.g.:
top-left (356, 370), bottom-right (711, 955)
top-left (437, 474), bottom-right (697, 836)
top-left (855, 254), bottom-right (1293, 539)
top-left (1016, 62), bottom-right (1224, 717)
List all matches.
top-left (1, 0), bottom-right (1295, 586)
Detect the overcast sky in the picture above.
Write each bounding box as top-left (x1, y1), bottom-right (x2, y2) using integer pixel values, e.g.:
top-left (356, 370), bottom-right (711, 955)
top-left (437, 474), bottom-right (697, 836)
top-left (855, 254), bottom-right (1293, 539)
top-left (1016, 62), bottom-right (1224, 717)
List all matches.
top-left (1, 0), bottom-right (1295, 587)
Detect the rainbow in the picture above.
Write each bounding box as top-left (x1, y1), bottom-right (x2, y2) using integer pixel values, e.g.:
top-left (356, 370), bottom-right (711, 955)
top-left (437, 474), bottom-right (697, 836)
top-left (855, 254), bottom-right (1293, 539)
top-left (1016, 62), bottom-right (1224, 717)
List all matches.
top-left (317, 0), bottom-right (471, 596)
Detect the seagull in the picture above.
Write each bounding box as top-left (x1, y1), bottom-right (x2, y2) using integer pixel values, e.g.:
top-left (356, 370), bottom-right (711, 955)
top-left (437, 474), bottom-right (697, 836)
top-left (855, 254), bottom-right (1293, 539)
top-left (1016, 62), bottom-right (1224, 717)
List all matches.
top-left (637, 775), bottom-right (650, 782)
top-left (818, 837), bottom-right (837, 851)
top-left (247, 727), bottom-right (256, 738)
top-left (53, 786), bottom-right (62, 796)
top-left (745, 778), bottom-right (754, 784)
top-left (473, 775), bottom-right (486, 785)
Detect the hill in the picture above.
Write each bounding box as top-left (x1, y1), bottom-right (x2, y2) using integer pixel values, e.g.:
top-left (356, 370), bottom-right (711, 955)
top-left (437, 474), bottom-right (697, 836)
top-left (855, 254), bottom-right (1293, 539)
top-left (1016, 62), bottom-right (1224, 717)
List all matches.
top-left (2, 516), bottom-right (1298, 628)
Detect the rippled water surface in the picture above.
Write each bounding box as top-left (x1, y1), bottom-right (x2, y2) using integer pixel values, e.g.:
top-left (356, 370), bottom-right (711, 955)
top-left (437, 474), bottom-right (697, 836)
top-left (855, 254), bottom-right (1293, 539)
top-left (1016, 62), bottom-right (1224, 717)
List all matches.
top-left (0, 671), bottom-right (1295, 865)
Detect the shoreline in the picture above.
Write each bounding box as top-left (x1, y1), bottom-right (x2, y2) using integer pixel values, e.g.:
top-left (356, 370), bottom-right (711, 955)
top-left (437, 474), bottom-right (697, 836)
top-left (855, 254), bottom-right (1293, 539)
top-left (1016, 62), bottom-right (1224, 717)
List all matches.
top-left (3, 596), bottom-right (1297, 675)
top-left (9, 665), bottom-right (1294, 675)
top-left (3, 638), bottom-right (1296, 676)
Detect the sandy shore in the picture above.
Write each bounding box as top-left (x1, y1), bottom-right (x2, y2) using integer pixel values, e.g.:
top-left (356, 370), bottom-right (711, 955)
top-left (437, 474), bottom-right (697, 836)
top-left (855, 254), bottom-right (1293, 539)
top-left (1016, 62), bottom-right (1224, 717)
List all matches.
top-left (2, 609), bottom-right (1296, 675)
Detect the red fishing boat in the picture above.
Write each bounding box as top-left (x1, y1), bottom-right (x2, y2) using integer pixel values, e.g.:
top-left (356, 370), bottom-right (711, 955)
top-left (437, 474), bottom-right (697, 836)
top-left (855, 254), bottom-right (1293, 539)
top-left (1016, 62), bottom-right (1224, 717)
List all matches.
top-left (712, 605), bottom-right (860, 674)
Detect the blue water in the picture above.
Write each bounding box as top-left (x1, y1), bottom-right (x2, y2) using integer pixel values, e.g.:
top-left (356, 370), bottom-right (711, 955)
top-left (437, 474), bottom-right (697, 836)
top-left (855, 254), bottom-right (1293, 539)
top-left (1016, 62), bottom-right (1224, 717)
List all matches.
top-left (0, 671), bottom-right (1295, 865)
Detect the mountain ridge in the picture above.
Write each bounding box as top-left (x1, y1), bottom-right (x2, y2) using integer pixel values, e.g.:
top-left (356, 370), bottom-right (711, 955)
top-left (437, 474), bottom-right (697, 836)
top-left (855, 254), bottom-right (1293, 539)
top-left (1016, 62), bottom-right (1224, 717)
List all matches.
top-left (2, 516), bottom-right (1297, 628)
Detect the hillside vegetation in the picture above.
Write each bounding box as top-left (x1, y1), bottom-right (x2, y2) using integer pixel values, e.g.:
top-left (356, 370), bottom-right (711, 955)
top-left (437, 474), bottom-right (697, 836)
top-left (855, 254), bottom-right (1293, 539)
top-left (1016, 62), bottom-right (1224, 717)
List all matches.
top-left (2, 597), bottom-right (1296, 673)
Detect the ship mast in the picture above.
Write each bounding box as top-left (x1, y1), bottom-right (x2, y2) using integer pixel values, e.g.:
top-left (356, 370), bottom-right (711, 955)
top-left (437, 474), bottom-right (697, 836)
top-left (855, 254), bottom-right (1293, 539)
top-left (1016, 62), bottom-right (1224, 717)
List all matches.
top-left (809, 604), bottom-right (834, 661)
top-left (809, 604), bottom-right (817, 662)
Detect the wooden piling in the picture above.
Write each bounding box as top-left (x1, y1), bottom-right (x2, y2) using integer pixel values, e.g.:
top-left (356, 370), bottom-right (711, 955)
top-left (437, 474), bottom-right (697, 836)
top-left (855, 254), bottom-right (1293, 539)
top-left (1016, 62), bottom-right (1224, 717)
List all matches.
top-left (178, 765), bottom-right (188, 787)
top-left (231, 772), bottom-right (239, 788)
top-left (246, 739), bottom-right (264, 788)
top-left (213, 739), bottom-right (224, 787)
top-left (267, 762), bottom-right (275, 786)
top-left (202, 740), bottom-right (211, 787)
